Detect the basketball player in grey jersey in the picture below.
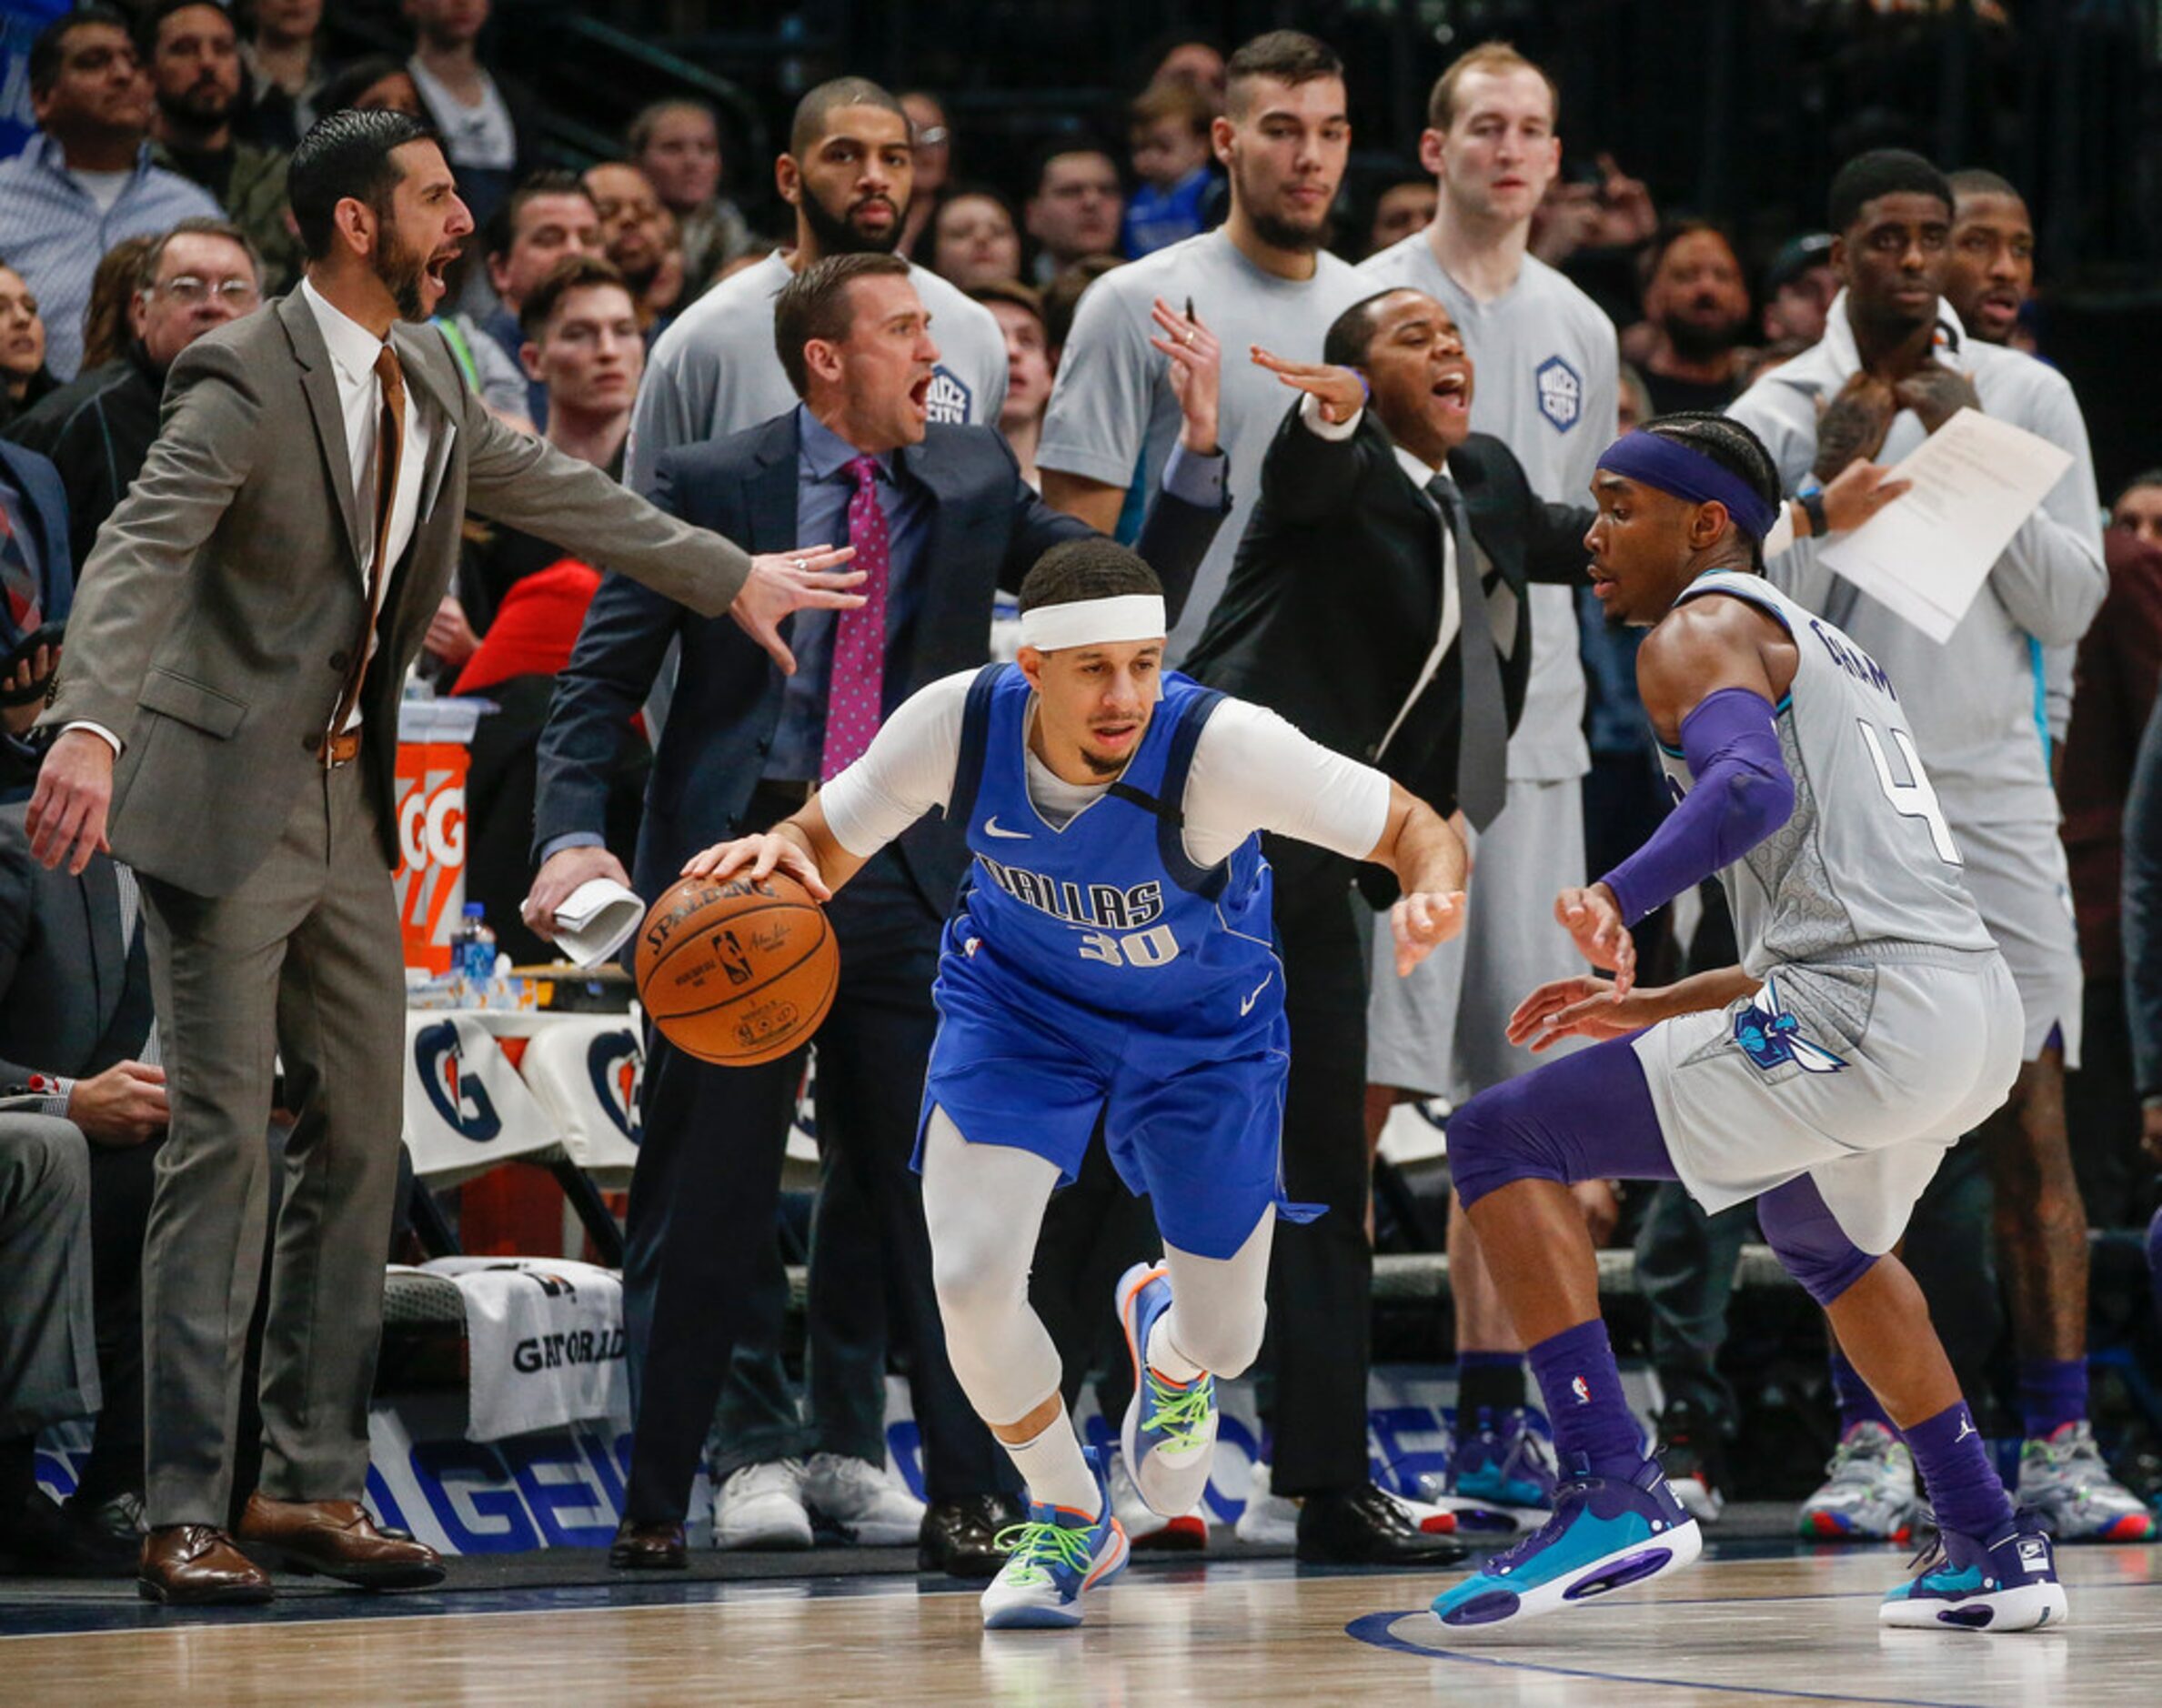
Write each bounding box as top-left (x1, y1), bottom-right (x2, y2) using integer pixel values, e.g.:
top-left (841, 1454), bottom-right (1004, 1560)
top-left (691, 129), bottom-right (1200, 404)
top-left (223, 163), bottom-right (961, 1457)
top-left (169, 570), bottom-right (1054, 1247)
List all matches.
top-left (1422, 411), bottom-right (2064, 1636)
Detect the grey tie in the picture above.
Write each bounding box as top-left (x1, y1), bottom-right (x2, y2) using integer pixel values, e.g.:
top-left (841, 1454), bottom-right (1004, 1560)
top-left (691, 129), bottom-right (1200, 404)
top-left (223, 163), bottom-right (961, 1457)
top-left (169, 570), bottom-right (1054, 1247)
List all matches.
top-left (1427, 470), bottom-right (1508, 831)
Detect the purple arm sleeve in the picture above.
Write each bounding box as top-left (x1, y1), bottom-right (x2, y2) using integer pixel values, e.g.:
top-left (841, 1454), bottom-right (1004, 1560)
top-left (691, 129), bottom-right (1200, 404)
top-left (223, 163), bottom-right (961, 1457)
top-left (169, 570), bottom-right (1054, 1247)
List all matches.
top-left (1599, 686), bottom-right (1795, 927)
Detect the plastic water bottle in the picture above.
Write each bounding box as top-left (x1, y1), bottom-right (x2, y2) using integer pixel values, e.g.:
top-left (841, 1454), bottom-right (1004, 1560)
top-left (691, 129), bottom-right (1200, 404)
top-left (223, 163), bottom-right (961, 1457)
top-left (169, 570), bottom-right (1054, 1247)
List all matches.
top-left (453, 902), bottom-right (497, 990)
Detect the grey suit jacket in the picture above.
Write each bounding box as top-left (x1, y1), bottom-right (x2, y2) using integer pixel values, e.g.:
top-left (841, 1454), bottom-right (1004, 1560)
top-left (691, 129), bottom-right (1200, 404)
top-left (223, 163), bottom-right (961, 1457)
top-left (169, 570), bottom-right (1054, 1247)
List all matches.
top-left (0, 803), bottom-right (149, 1090)
top-left (40, 287), bottom-right (749, 895)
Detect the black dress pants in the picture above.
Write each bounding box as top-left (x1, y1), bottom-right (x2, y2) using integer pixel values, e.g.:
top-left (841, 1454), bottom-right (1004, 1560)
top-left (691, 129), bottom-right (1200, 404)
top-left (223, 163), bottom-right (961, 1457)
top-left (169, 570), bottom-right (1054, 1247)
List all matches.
top-left (1263, 845), bottom-right (1375, 1497)
top-left (619, 848), bottom-right (1018, 1523)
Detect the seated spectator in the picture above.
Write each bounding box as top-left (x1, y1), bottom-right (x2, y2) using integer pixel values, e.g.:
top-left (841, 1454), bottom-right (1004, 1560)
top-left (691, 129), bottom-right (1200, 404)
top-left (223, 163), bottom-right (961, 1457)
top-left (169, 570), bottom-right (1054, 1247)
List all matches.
top-left (1627, 220), bottom-right (1755, 413)
top-left (403, 0), bottom-right (541, 231)
top-left (2058, 472), bottom-right (2162, 1227)
top-left (970, 280), bottom-right (1052, 489)
top-left (585, 161), bottom-right (679, 337)
top-left (1148, 36), bottom-right (1228, 113)
top-left (1758, 232), bottom-right (1837, 356)
top-left (8, 218), bottom-right (263, 572)
top-left (630, 98), bottom-right (751, 291)
top-left (140, 0), bottom-right (300, 292)
top-left (1365, 173), bottom-right (1435, 259)
top-left (0, 799), bottom-right (167, 1548)
top-left (1122, 81), bottom-right (1215, 257)
top-left (0, 265), bottom-right (56, 431)
top-left (0, 438), bottom-right (72, 796)
top-left (479, 169), bottom-right (602, 425)
top-left (236, 0), bottom-right (328, 152)
top-left (314, 55), bottom-right (428, 124)
top-left (464, 255), bottom-right (645, 623)
top-left (0, 6), bottom-right (221, 381)
top-left (928, 186), bottom-right (1022, 292)
top-left (452, 256), bottom-right (650, 961)
top-left (2116, 472), bottom-right (2162, 548)
top-left (0, 1112), bottom-right (126, 1576)
top-left (898, 90), bottom-right (952, 258)
top-left (75, 236), bottom-right (154, 375)
top-left (1024, 142), bottom-right (1123, 283)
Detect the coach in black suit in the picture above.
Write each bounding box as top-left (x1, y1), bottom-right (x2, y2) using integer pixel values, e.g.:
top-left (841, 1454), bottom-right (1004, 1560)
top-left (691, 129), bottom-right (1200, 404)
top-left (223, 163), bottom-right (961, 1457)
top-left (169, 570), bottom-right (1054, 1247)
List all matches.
top-left (528, 253), bottom-right (1226, 1571)
top-left (1184, 286), bottom-right (1590, 1562)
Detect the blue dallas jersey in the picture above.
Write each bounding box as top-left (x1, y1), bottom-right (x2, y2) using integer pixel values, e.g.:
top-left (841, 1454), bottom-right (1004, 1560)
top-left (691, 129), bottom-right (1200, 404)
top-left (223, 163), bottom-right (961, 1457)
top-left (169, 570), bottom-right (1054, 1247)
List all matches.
top-left (918, 663), bottom-right (1310, 1258)
top-left (943, 663), bottom-right (1281, 1034)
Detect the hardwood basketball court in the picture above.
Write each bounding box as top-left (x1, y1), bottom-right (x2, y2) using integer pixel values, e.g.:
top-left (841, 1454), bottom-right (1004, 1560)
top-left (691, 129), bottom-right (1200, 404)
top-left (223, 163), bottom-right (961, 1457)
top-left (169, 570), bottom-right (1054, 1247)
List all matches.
top-left (9, 1535), bottom-right (2157, 1704)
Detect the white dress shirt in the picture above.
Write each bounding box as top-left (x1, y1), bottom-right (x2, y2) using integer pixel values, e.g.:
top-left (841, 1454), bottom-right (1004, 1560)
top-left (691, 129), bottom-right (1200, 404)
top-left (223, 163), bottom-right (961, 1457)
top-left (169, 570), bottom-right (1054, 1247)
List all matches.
top-left (302, 278), bottom-right (435, 732)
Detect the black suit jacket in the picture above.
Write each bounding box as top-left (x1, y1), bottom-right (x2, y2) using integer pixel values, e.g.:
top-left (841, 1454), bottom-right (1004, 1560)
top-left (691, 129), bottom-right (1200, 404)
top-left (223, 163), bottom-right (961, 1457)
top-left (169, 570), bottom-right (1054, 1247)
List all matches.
top-left (1186, 404), bottom-right (1589, 866)
top-left (534, 414), bottom-right (1225, 909)
top-left (0, 803), bottom-right (152, 1092)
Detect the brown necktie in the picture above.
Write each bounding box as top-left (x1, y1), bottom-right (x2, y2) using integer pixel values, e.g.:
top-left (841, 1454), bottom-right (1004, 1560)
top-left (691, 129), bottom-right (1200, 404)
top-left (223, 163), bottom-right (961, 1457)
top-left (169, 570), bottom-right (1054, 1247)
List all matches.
top-left (327, 345), bottom-right (407, 751)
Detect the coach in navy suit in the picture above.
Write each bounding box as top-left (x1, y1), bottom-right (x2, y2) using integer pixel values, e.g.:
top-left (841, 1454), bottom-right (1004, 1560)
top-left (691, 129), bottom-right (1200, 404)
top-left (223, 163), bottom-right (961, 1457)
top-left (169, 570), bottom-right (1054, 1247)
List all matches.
top-left (0, 441), bottom-right (73, 798)
top-left (528, 253), bottom-right (1227, 1570)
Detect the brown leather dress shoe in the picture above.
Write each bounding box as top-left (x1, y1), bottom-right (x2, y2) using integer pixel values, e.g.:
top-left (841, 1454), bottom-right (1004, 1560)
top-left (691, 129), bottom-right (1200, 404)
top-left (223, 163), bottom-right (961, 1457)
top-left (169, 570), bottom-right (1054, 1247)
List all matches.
top-left (138, 1524), bottom-right (275, 1605)
top-left (608, 1518), bottom-right (688, 1570)
top-left (237, 1493), bottom-right (445, 1589)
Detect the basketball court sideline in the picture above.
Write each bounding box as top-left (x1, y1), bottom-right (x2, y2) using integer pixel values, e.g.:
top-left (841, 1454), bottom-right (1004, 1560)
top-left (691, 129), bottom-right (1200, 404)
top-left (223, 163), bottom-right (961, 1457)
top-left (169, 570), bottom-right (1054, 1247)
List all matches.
top-left (9, 1535), bottom-right (2157, 1705)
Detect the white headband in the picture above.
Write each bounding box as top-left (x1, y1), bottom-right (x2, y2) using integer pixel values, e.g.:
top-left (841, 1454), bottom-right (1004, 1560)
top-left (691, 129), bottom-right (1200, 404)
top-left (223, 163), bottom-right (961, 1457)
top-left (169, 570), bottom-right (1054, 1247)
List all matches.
top-left (1017, 594), bottom-right (1167, 653)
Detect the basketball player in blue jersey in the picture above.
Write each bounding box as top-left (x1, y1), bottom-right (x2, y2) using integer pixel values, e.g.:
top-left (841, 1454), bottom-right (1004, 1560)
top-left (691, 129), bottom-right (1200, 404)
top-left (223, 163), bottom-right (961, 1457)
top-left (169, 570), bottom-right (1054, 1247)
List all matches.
top-left (1422, 412), bottom-right (2068, 1635)
top-left (681, 536), bottom-right (1473, 1628)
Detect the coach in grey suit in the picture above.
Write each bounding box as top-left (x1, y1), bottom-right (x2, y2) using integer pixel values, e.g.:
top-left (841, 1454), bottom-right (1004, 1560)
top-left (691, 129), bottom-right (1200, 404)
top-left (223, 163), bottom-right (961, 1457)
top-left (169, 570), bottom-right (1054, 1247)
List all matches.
top-left (26, 110), bottom-right (860, 1607)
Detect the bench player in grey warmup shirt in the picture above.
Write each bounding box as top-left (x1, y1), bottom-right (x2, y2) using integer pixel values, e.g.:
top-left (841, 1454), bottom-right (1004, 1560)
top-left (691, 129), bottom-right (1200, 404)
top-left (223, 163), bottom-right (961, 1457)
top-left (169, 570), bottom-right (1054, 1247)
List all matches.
top-left (1730, 148), bottom-right (2152, 1545)
top-left (1036, 39), bottom-right (1372, 662)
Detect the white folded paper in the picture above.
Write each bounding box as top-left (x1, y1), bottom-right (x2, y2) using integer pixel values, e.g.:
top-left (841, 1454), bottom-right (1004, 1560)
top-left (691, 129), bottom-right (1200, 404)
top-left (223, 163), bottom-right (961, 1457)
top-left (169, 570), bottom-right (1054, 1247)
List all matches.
top-left (1815, 407), bottom-right (2073, 644)
top-left (552, 877), bottom-right (646, 969)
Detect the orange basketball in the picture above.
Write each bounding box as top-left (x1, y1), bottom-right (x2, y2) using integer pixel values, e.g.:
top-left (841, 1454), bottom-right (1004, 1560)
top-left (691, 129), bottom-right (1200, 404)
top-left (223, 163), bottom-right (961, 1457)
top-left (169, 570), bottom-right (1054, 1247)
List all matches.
top-left (633, 870), bottom-right (840, 1066)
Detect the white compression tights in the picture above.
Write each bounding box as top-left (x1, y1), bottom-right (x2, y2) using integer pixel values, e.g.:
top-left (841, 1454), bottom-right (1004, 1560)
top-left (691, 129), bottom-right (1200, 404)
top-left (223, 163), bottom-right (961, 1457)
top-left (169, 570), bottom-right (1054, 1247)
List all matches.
top-left (919, 1105), bottom-right (1277, 1428)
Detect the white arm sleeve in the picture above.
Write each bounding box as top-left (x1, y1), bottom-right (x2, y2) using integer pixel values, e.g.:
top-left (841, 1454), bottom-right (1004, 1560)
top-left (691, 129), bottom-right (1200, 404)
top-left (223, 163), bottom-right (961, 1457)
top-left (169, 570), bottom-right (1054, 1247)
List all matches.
top-left (817, 672), bottom-right (975, 859)
top-left (1180, 699), bottom-right (1393, 868)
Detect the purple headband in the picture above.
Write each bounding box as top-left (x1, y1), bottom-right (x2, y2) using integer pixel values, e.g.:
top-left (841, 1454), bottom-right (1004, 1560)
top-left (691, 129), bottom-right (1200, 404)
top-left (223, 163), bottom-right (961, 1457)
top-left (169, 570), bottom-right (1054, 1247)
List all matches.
top-left (1596, 430), bottom-right (1779, 542)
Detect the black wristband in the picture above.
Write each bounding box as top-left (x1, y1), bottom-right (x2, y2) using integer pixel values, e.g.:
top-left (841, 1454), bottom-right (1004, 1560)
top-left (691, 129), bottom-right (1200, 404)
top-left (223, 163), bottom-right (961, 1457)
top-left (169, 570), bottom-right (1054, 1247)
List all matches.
top-left (1800, 490), bottom-right (1829, 538)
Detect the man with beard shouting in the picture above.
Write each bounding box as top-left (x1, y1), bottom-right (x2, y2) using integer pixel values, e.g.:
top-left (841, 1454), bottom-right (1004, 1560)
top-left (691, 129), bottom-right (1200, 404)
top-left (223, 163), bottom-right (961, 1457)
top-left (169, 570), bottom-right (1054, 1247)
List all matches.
top-left (24, 108), bottom-right (860, 1605)
top-left (628, 77), bottom-right (1008, 493)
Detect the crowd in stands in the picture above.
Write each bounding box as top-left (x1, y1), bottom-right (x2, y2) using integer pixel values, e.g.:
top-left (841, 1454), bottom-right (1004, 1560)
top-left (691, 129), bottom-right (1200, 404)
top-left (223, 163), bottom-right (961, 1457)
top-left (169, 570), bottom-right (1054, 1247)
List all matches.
top-left (0, 0), bottom-right (2157, 1590)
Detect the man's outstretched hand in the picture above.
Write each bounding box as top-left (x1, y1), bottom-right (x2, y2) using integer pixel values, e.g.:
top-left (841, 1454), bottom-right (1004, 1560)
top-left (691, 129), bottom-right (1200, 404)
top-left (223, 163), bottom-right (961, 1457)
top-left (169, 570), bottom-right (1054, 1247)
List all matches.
top-left (732, 543), bottom-right (864, 674)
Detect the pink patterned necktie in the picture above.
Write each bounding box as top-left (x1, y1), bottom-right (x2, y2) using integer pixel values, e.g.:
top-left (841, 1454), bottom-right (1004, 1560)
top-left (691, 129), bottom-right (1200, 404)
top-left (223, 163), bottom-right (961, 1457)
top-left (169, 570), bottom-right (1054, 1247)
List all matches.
top-left (820, 454), bottom-right (891, 780)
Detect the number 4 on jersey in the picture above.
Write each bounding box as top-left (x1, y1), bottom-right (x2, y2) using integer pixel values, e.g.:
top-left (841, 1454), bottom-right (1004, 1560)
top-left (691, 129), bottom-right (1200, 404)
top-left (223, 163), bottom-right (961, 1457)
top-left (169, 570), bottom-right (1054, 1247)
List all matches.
top-left (1856, 719), bottom-right (1961, 865)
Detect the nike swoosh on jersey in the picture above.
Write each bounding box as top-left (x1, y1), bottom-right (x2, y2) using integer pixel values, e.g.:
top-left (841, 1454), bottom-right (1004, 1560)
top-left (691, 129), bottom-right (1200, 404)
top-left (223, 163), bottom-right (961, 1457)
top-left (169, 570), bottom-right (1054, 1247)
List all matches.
top-left (1240, 974), bottom-right (1272, 1015)
top-left (983, 817), bottom-right (1030, 839)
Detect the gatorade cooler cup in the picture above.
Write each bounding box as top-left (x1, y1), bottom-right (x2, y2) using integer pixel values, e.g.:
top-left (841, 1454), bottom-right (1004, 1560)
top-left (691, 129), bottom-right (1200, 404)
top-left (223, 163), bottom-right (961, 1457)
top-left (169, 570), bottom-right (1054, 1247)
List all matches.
top-left (394, 697), bottom-right (488, 973)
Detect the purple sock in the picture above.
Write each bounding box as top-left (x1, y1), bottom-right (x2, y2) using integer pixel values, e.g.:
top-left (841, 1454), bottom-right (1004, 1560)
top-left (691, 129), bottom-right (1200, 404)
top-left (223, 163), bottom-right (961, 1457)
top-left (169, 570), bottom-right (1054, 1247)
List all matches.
top-left (1828, 1345), bottom-right (1893, 1435)
top-left (1905, 1402), bottom-right (2013, 1541)
top-left (2017, 1358), bottom-right (2087, 1442)
top-left (1527, 1320), bottom-right (1645, 1479)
